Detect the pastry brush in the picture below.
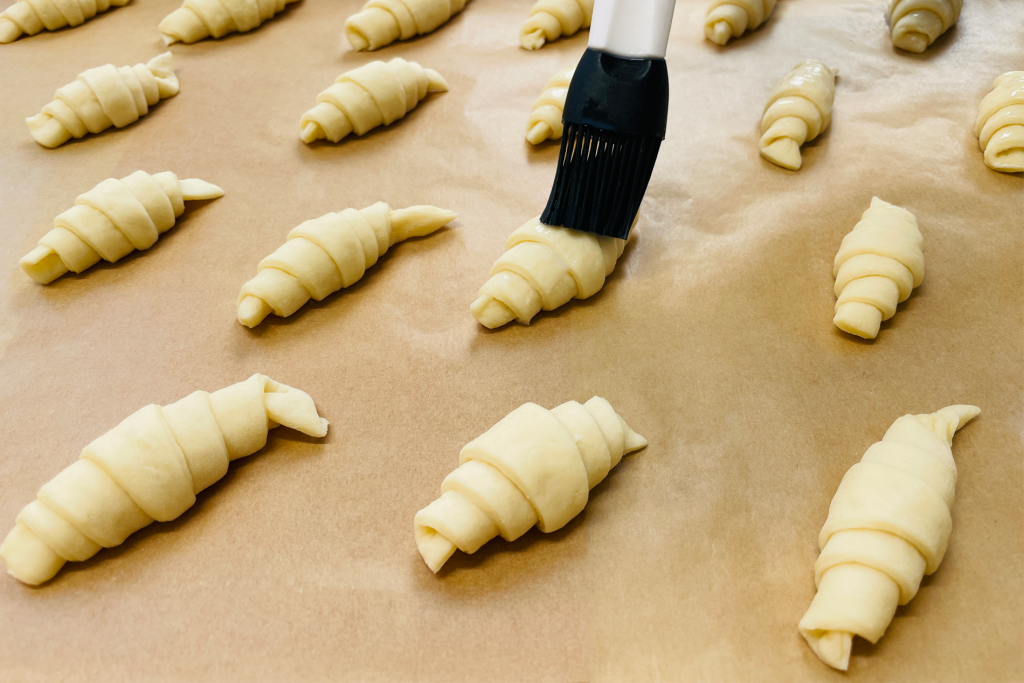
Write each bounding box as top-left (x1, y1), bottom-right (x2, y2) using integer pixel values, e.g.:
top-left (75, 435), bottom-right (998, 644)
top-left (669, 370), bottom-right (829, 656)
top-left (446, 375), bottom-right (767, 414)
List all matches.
top-left (540, 0), bottom-right (675, 241)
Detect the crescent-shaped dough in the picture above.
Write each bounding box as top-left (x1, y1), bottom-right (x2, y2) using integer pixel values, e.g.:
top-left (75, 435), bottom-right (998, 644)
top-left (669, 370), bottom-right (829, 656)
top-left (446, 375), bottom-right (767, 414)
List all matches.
top-left (888, 0), bottom-right (961, 54)
top-left (799, 405), bottom-right (980, 671)
top-left (299, 58), bottom-right (447, 144)
top-left (344, 0), bottom-right (470, 51)
top-left (0, 375), bottom-right (329, 586)
top-left (158, 0), bottom-right (299, 45)
top-left (519, 0), bottom-right (592, 50)
top-left (237, 203), bottom-right (456, 327)
top-left (704, 0), bottom-right (776, 46)
top-left (526, 66), bottom-right (573, 145)
top-left (832, 197), bottom-right (924, 340)
top-left (414, 397), bottom-right (646, 572)
top-left (0, 0), bottom-right (130, 44)
top-left (26, 52), bottom-right (179, 149)
top-left (974, 71), bottom-right (1024, 174)
top-left (760, 60), bottom-right (838, 171)
top-left (19, 171), bottom-right (224, 284)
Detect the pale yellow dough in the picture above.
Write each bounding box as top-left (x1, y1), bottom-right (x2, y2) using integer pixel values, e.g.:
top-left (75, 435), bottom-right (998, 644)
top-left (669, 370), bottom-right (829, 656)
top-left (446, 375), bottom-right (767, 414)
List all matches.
top-left (300, 58), bottom-right (447, 144)
top-left (471, 216), bottom-right (632, 329)
top-left (19, 171), bottom-right (224, 284)
top-left (344, 0), bottom-right (470, 52)
top-left (414, 397), bottom-right (646, 573)
top-left (799, 405), bottom-right (979, 671)
top-left (704, 0), bottom-right (776, 46)
top-left (526, 66), bottom-right (573, 145)
top-left (27, 53), bottom-right (178, 149)
top-left (760, 60), bottom-right (837, 171)
top-left (0, 0), bottom-right (129, 44)
top-left (0, 375), bottom-right (329, 586)
top-left (974, 71), bottom-right (1024, 174)
top-left (158, 0), bottom-right (299, 45)
top-left (237, 203), bottom-right (456, 327)
top-left (832, 197), bottom-right (924, 340)
top-left (888, 0), bottom-right (961, 53)
top-left (519, 0), bottom-right (592, 50)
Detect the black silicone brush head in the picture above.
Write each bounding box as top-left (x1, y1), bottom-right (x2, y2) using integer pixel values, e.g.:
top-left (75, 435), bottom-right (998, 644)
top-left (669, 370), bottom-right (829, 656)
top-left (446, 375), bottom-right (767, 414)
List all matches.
top-left (541, 48), bottom-right (669, 241)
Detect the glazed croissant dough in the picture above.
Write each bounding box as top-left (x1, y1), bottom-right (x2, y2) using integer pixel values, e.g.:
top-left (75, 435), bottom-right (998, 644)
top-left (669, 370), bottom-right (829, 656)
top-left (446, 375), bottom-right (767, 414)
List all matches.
top-left (238, 203), bottom-right (456, 327)
top-left (888, 0), bottom-right (961, 54)
top-left (0, 0), bottom-right (128, 44)
top-left (527, 66), bottom-right (573, 145)
top-left (760, 60), bottom-right (837, 171)
top-left (344, 0), bottom-right (470, 52)
top-left (471, 216), bottom-right (632, 329)
top-left (833, 197), bottom-right (924, 340)
top-left (800, 405), bottom-right (980, 671)
top-left (974, 71), bottom-right (1024, 174)
top-left (27, 52), bottom-right (178, 149)
top-left (520, 0), bottom-right (592, 50)
top-left (704, 0), bottom-right (776, 46)
top-left (415, 397), bottom-right (646, 573)
top-left (20, 171), bottom-right (224, 284)
top-left (159, 0), bottom-right (299, 45)
top-left (300, 58), bottom-right (447, 144)
top-left (0, 375), bottom-right (329, 586)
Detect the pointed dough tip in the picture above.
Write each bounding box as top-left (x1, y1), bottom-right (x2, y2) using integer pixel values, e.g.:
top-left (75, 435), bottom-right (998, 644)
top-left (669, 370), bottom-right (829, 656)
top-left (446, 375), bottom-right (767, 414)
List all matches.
top-left (415, 526), bottom-right (457, 573)
top-left (802, 629), bottom-right (852, 671)
top-left (301, 122), bottom-right (320, 144)
top-left (470, 295), bottom-right (516, 329)
top-left (426, 69), bottom-right (448, 92)
top-left (527, 122), bottom-right (551, 145)
top-left (160, 33), bottom-right (176, 46)
top-left (389, 205), bottom-right (456, 242)
top-left (894, 31), bottom-right (928, 54)
top-left (760, 138), bottom-right (803, 171)
top-left (708, 21), bottom-right (732, 46)
top-left (344, 26), bottom-right (370, 52)
top-left (20, 245), bottom-right (68, 284)
top-left (179, 178), bottom-right (225, 200)
top-left (0, 18), bottom-right (21, 43)
top-left (519, 29), bottom-right (546, 50)
top-left (238, 296), bottom-right (272, 328)
top-left (833, 301), bottom-right (882, 339)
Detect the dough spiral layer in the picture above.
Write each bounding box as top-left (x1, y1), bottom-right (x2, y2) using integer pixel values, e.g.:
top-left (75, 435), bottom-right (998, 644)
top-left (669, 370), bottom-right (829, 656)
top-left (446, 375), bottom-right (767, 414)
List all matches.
top-left (519, 0), bottom-right (592, 50)
top-left (760, 60), bottom-right (837, 171)
top-left (799, 405), bottom-right (979, 671)
top-left (888, 0), bottom-right (961, 53)
top-left (832, 197), bottom-right (924, 340)
top-left (974, 71), bottom-right (1024, 174)
top-left (20, 171), bottom-right (224, 284)
top-left (158, 0), bottom-right (298, 45)
top-left (27, 52), bottom-right (179, 149)
top-left (526, 66), bottom-right (573, 145)
top-left (704, 0), bottom-right (776, 46)
top-left (471, 216), bottom-right (631, 329)
top-left (415, 397), bottom-right (646, 573)
top-left (0, 0), bottom-right (129, 44)
top-left (344, 0), bottom-right (470, 52)
top-left (0, 375), bottom-right (329, 586)
top-left (300, 58), bottom-right (447, 144)
top-left (237, 202), bottom-right (456, 327)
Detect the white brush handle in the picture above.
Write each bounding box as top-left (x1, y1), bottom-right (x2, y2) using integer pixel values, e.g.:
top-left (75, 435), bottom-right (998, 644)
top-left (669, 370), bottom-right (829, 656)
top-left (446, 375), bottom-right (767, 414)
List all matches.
top-left (588, 0), bottom-right (676, 59)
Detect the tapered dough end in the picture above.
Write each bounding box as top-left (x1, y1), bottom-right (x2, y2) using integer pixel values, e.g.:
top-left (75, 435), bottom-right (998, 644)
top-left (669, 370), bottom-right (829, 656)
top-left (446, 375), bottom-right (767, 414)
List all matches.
top-left (301, 122), bottom-right (323, 144)
top-left (925, 405), bottom-right (981, 444)
top-left (520, 28), bottom-right (546, 50)
top-left (388, 206), bottom-right (457, 243)
top-left (20, 245), bottom-right (69, 284)
top-left (238, 295), bottom-right (273, 328)
top-left (344, 26), bottom-right (370, 51)
top-left (527, 122), bottom-right (552, 145)
top-left (893, 31), bottom-right (928, 54)
top-left (0, 524), bottom-right (66, 586)
top-left (146, 52), bottom-right (179, 97)
top-left (760, 138), bottom-right (803, 171)
top-left (26, 113), bottom-right (72, 148)
top-left (0, 17), bottom-right (22, 43)
top-left (471, 295), bottom-right (516, 329)
top-left (426, 69), bottom-right (449, 92)
top-left (262, 384), bottom-right (329, 439)
top-left (179, 178), bottom-right (225, 200)
top-left (801, 629), bottom-right (852, 671)
top-left (623, 423), bottom-right (647, 454)
top-left (706, 20), bottom-right (733, 46)
top-left (986, 149), bottom-right (1024, 173)
top-left (158, 8), bottom-right (209, 45)
top-left (416, 525), bottom-right (458, 573)
top-left (834, 301), bottom-right (882, 339)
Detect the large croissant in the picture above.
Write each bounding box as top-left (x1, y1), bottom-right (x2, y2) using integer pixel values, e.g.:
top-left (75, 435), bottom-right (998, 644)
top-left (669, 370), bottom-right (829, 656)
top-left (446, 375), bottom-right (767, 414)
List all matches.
top-left (519, 0), bottom-right (592, 50)
top-left (0, 375), bottom-right (329, 586)
top-left (20, 171), bottom-right (224, 284)
top-left (888, 0), bottom-right (961, 54)
top-left (760, 60), bottom-right (837, 171)
top-left (300, 58), bottom-right (447, 144)
top-left (800, 405), bottom-right (980, 670)
top-left (974, 71), bottom-right (1024, 174)
top-left (526, 66), bottom-right (573, 145)
top-left (704, 0), bottom-right (776, 46)
top-left (415, 397), bottom-right (646, 573)
top-left (27, 52), bottom-right (178, 149)
top-left (0, 0), bottom-right (129, 44)
top-left (158, 0), bottom-right (299, 45)
top-left (344, 0), bottom-right (470, 51)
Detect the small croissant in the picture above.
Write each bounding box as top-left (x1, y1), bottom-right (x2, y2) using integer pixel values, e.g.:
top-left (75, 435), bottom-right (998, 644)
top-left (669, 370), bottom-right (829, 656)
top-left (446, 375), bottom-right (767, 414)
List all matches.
top-left (159, 0), bottom-right (299, 45)
top-left (760, 60), bottom-right (838, 171)
top-left (519, 0), bottom-right (592, 50)
top-left (0, 0), bottom-right (129, 44)
top-left (974, 71), bottom-right (1024, 174)
top-left (888, 0), bottom-right (961, 54)
top-left (704, 0), bottom-right (776, 46)
top-left (344, 0), bottom-right (470, 51)
top-left (526, 66), bottom-right (573, 145)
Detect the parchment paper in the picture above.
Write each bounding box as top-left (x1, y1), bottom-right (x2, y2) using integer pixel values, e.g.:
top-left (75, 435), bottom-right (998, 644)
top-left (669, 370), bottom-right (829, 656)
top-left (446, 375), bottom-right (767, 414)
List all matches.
top-left (0, 1), bottom-right (1021, 681)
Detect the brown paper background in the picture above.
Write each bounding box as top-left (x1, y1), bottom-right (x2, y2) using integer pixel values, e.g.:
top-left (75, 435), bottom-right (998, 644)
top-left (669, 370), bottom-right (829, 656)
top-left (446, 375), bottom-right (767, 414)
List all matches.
top-left (0, 0), bottom-right (1021, 681)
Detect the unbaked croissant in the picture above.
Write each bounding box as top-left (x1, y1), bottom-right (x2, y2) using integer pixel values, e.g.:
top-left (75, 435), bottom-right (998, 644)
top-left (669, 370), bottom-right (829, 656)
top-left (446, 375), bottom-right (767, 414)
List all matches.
top-left (158, 0), bottom-right (299, 45)
top-left (471, 216), bottom-right (632, 329)
top-left (415, 397), bottom-right (646, 573)
top-left (704, 0), bottom-right (776, 46)
top-left (832, 197), bottom-right (924, 340)
top-left (300, 58), bottom-right (447, 144)
top-left (0, 374), bottom-right (329, 586)
top-left (974, 71), bottom-right (1024, 174)
top-left (237, 203), bottom-right (456, 327)
top-left (800, 405), bottom-right (980, 671)
top-left (519, 0), bottom-right (592, 50)
top-left (0, 0), bottom-right (129, 44)
top-left (27, 52), bottom-right (178, 149)
top-left (344, 0), bottom-right (470, 51)
top-left (760, 60), bottom-right (837, 171)
top-left (888, 0), bottom-right (961, 53)
top-left (526, 66), bottom-right (573, 145)
top-left (20, 171), bottom-right (224, 284)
